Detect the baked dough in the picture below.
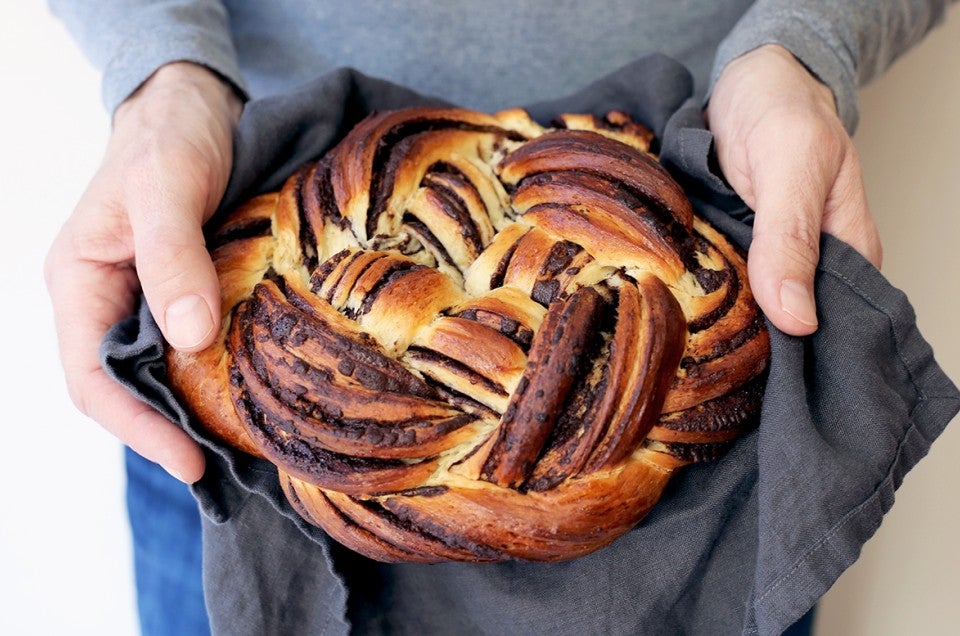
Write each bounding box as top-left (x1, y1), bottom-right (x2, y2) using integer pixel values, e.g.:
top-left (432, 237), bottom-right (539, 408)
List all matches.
top-left (167, 107), bottom-right (769, 562)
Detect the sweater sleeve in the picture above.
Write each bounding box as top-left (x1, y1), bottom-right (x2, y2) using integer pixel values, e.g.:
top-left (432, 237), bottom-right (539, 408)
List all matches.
top-left (49, 0), bottom-right (248, 115)
top-left (708, 0), bottom-right (955, 132)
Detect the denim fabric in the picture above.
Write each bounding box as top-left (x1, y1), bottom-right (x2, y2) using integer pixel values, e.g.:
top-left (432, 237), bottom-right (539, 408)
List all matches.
top-left (126, 448), bottom-right (210, 636)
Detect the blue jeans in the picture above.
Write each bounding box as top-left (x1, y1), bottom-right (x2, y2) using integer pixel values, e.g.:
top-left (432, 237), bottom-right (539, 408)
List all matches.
top-left (125, 448), bottom-right (210, 635)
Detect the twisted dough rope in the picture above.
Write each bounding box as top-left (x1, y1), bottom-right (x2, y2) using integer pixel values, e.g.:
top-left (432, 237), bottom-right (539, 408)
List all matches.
top-left (167, 107), bottom-right (770, 562)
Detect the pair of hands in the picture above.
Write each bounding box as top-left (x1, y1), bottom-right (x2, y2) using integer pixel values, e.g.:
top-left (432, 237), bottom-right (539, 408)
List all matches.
top-left (45, 47), bottom-right (882, 484)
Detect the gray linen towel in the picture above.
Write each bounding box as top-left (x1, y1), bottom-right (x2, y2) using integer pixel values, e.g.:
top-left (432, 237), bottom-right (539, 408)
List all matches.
top-left (102, 55), bottom-right (959, 636)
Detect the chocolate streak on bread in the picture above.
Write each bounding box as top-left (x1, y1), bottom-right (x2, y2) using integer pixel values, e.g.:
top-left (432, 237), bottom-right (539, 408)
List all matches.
top-left (583, 277), bottom-right (686, 471)
top-left (334, 113), bottom-right (526, 240)
top-left (289, 165), bottom-right (319, 272)
top-left (498, 129), bottom-right (693, 229)
top-left (421, 171), bottom-right (485, 255)
top-left (227, 281), bottom-right (483, 491)
top-left (404, 347), bottom-right (510, 401)
top-left (308, 157), bottom-right (351, 230)
top-left (207, 216), bottom-right (272, 252)
top-left (681, 312), bottom-right (765, 368)
top-left (401, 214), bottom-right (456, 271)
top-left (283, 470), bottom-right (509, 563)
top-left (282, 474), bottom-right (502, 563)
top-left (514, 171), bottom-right (685, 260)
top-left (530, 240), bottom-right (582, 306)
top-left (481, 286), bottom-right (605, 488)
top-left (652, 372), bottom-right (766, 447)
top-left (455, 307), bottom-right (536, 351)
top-left (488, 229), bottom-right (527, 290)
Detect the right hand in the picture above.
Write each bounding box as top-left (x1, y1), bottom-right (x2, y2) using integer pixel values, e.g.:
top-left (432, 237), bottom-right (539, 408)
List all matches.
top-left (44, 62), bottom-right (242, 483)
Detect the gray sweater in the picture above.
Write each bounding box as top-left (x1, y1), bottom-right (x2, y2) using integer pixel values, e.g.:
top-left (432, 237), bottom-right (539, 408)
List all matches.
top-left (51, 0), bottom-right (952, 132)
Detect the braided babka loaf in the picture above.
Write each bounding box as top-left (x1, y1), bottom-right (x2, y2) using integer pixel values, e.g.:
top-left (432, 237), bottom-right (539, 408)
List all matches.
top-left (167, 106), bottom-right (770, 563)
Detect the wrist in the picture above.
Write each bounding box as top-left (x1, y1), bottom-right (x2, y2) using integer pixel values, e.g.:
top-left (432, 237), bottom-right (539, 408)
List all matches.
top-left (720, 44), bottom-right (837, 118)
top-left (115, 61), bottom-right (243, 129)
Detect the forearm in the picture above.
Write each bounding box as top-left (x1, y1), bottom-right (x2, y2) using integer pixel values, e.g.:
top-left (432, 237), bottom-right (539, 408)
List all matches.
top-left (709, 0), bottom-right (955, 131)
top-left (49, 0), bottom-right (247, 114)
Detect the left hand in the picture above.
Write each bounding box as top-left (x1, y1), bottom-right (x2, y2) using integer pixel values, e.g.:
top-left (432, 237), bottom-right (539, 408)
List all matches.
top-left (707, 44), bottom-right (883, 336)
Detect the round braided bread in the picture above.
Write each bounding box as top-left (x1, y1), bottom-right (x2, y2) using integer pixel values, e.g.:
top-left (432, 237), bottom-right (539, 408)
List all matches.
top-left (167, 106), bottom-right (770, 562)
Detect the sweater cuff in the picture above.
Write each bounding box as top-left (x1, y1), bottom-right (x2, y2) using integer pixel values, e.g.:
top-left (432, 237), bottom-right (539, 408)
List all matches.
top-left (708, 10), bottom-right (860, 133)
top-left (102, 16), bottom-right (247, 115)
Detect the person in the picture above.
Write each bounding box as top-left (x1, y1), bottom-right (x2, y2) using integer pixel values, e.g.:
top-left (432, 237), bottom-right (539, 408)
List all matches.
top-left (44, 1), bottom-right (954, 634)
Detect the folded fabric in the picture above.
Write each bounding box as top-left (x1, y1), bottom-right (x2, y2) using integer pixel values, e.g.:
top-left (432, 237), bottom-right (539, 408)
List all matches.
top-left (102, 55), bottom-right (959, 636)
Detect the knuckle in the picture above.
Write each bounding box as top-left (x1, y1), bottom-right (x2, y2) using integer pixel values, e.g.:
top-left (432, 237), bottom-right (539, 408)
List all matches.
top-left (809, 121), bottom-right (853, 169)
top-left (754, 220), bottom-right (821, 271)
top-left (43, 239), bottom-right (64, 291)
top-left (760, 107), bottom-right (848, 165)
top-left (136, 240), bottom-right (208, 299)
top-left (785, 222), bottom-right (821, 257)
top-left (64, 375), bottom-right (94, 418)
top-left (781, 223), bottom-right (822, 269)
top-left (137, 229), bottom-right (200, 268)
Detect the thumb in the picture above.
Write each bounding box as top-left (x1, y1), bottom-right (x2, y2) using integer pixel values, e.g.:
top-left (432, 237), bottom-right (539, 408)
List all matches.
top-left (746, 148), bottom-right (826, 337)
top-left (133, 192), bottom-right (221, 351)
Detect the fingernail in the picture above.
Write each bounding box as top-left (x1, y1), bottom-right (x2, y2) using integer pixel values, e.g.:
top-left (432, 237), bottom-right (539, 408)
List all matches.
top-left (165, 295), bottom-right (215, 348)
top-left (779, 279), bottom-right (818, 327)
top-left (165, 466), bottom-right (189, 483)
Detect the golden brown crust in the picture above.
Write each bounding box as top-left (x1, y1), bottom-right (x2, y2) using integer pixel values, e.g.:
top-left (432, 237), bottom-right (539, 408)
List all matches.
top-left (166, 106), bottom-right (769, 562)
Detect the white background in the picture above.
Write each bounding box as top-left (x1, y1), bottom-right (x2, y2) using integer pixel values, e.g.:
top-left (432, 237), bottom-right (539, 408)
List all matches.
top-left (0, 3), bottom-right (957, 634)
